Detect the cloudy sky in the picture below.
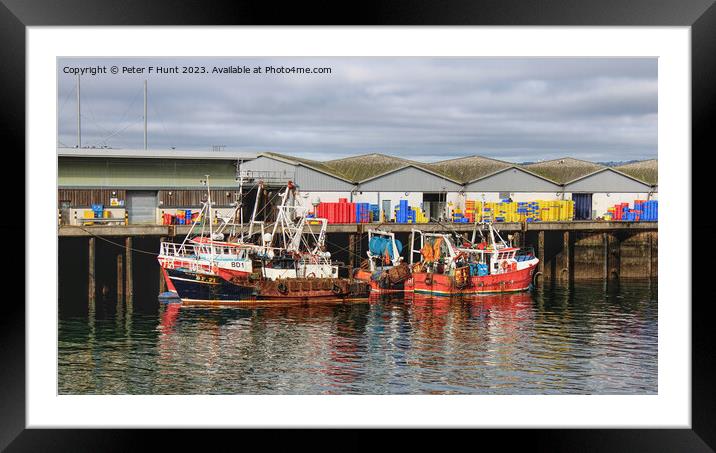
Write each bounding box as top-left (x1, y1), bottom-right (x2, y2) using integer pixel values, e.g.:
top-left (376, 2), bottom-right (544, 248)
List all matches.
top-left (57, 57), bottom-right (657, 163)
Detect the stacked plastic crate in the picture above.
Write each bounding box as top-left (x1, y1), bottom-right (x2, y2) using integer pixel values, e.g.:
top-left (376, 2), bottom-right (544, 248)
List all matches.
top-left (355, 203), bottom-right (371, 223)
top-left (316, 198), bottom-right (357, 223)
top-left (412, 207), bottom-right (429, 223)
top-left (606, 200), bottom-right (657, 221)
top-left (369, 204), bottom-right (380, 222)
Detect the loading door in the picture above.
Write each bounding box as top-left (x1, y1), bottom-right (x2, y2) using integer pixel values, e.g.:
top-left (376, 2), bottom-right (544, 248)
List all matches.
top-left (423, 192), bottom-right (445, 221)
top-left (127, 191), bottom-right (158, 224)
top-left (572, 193), bottom-right (593, 220)
top-left (59, 200), bottom-right (71, 225)
top-left (382, 199), bottom-right (392, 221)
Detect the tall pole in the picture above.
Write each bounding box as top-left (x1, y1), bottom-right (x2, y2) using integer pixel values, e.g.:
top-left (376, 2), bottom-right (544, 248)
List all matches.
top-left (205, 176), bottom-right (215, 256)
top-left (77, 74), bottom-right (81, 148)
top-left (143, 79), bottom-right (148, 150)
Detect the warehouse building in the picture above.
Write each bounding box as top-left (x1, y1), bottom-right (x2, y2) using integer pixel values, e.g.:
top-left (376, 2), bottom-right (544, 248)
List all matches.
top-left (424, 155), bottom-right (565, 218)
top-left (58, 148), bottom-right (255, 224)
top-left (58, 148), bottom-right (658, 224)
top-left (239, 152), bottom-right (465, 221)
top-left (524, 158), bottom-right (657, 220)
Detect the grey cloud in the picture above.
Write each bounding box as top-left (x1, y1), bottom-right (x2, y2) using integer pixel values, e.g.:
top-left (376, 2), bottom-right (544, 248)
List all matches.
top-left (57, 57), bottom-right (657, 162)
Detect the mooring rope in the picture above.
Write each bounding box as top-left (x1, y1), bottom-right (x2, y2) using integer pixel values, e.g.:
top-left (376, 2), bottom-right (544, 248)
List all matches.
top-left (71, 226), bottom-right (161, 256)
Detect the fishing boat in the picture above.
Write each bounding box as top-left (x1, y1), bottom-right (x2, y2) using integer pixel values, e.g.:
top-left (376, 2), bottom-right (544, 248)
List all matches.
top-left (157, 177), bottom-right (370, 304)
top-left (353, 229), bottom-right (411, 293)
top-left (404, 222), bottom-right (539, 296)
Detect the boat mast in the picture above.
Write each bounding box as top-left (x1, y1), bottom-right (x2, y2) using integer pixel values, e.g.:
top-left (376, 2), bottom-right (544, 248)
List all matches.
top-left (205, 175), bottom-right (216, 257)
top-left (315, 218), bottom-right (327, 253)
top-left (178, 189), bottom-right (209, 252)
top-left (143, 79), bottom-right (148, 150)
top-left (76, 74), bottom-right (81, 148)
top-left (287, 216), bottom-right (307, 252)
top-left (247, 180), bottom-right (263, 238)
top-left (270, 181), bottom-right (293, 249)
top-left (238, 167), bottom-right (244, 240)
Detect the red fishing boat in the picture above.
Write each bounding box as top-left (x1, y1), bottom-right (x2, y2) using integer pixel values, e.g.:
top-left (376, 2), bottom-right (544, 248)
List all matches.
top-left (353, 229), bottom-right (411, 293)
top-left (157, 177), bottom-right (370, 304)
top-left (404, 223), bottom-right (539, 296)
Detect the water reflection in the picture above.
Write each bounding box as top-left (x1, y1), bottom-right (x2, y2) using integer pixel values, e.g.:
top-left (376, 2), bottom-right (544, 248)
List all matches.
top-left (59, 281), bottom-right (657, 394)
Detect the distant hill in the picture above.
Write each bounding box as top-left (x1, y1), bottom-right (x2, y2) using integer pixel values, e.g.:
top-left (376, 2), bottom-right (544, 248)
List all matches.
top-left (597, 160), bottom-right (640, 167)
top-left (518, 160), bottom-right (642, 166)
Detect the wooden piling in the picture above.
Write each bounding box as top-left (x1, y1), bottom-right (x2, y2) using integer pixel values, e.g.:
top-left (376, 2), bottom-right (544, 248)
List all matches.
top-left (116, 252), bottom-right (124, 323)
top-left (602, 233), bottom-right (620, 280)
top-left (647, 231), bottom-right (653, 278)
top-left (561, 231), bottom-right (570, 282)
top-left (512, 231), bottom-right (521, 248)
top-left (158, 238), bottom-right (167, 293)
top-left (538, 231), bottom-right (545, 278)
top-left (651, 231), bottom-right (658, 278)
top-left (88, 237), bottom-right (95, 304)
top-left (159, 268), bottom-right (167, 293)
top-left (125, 237), bottom-right (133, 304)
top-left (117, 253), bottom-right (124, 301)
top-left (603, 233), bottom-right (608, 280)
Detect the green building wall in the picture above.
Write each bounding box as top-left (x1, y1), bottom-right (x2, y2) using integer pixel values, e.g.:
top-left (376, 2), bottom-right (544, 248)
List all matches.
top-left (58, 157), bottom-right (238, 188)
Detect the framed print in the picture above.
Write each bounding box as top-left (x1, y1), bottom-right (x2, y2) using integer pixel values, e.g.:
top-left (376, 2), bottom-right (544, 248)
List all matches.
top-left (4, 0), bottom-right (715, 449)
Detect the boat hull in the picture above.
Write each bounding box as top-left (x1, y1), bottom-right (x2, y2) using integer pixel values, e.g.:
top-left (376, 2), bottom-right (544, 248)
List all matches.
top-left (353, 265), bottom-right (411, 294)
top-left (166, 268), bottom-right (258, 304)
top-left (160, 267), bottom-right (178, 294)
top-left (166, 268), bottom-right (370, 304)
top-left (405, 263), bottom-right (537, 296)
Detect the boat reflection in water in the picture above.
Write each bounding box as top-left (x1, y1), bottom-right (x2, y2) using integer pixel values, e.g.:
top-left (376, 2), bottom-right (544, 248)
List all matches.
top-left (154, 291), bottom-right (536, 394)
top-left (59, 281), bottom-right (657, 395)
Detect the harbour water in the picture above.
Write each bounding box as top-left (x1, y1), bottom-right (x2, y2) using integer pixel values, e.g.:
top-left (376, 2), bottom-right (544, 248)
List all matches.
top-left (58, 280), bottom-right (657, 394)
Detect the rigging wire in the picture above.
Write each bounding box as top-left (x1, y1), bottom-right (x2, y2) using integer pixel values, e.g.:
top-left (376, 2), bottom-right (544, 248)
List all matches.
top-left (150, 101), bottom-right (174, 148)
top-left (57, 83), bottom-right (76, 117)
top-left (57, 83), bottom-right (77, 147)
top-left (96, 116), bottom-right (144, 145)
top-left (96, 86), bottom-right (144, 146)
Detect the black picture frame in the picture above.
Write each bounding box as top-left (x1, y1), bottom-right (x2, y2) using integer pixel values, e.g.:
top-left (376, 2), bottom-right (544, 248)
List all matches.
top-left (3, 0), bottom-right (713, 449)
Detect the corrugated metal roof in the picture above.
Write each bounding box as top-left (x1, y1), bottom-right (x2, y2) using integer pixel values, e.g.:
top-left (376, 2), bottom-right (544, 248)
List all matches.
top-left (60, 147), bottom-right (657, 188)
top-left (325, 153), bottom-right (408, 182)
top-left (258, 151), bottom-right (354, 182)
top-left (523, 157), bottom-right (606, 184)
top-left (58, 147), bottom-right (256, 160)
top-left (426, 155), bottom-right (514, 183)
top-left (614, 159), bottom-right (658, 185)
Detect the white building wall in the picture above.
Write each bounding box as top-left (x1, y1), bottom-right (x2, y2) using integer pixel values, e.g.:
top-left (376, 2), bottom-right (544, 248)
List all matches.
top-left (357, 167), bottom-right (461, 192)
top-left (352, 192), bottom-right (380, 204)
top-left (379, 191), bottom-right (424, 211)
top-left (446, 192), bottom-right (465, 214)
top-left (464, 168), bottom-right (561, 192)
top-left (591, 192), bottom-right (655, 217)
top-left (564, 169), bottom-right (652, 193)
top-left (291, 191), bottom-right (353, 216)
top-left (473, 192), bottom-right (566, 201)
top-left (294, 190), bottom-right (426, 220)
top-left (445, 192), bottom-right (568, 215)
top-left (295, 191), bottom-right (352, 205)
top-left (510, 192), bottom-right (565, 202)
